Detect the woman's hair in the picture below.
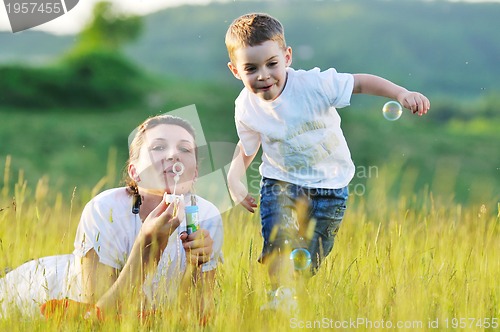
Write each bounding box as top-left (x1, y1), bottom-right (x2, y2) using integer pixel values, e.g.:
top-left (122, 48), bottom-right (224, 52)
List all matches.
top-left (124, 114), bottom-right (197, 195)
top-left (225, 13), bottom-right (286, 64)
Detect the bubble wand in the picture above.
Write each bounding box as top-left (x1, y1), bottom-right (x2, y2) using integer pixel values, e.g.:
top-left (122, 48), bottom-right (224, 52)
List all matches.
top-left (172, 162), bottom-right (185, 196)
top-left (163, 162), bottom-right (188, 233)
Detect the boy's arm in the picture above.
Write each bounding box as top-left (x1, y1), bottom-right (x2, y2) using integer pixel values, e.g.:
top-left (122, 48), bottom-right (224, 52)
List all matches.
top-left (352, 74), bottom-right (430, 116)
top-left (227, 140), bottom-right (258, 213)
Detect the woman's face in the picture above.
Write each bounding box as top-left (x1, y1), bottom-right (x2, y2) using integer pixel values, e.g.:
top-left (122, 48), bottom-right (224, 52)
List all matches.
top-left (129, 124), bottom-right (197, 196)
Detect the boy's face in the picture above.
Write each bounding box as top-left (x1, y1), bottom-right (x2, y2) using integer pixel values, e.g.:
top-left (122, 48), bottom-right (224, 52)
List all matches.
top-left (228, 40), bottom-right (292, 101)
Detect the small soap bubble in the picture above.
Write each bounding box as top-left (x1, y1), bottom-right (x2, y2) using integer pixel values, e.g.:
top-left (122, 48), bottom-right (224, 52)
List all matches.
top-left (290, 248), bottom-right (311, 271)
top-left (382, 101), bottom-right (403, 121)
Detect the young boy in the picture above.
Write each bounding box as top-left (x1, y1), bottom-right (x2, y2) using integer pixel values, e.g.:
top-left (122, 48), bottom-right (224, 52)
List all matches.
top-left (225, 13), bottom-right (430, 310)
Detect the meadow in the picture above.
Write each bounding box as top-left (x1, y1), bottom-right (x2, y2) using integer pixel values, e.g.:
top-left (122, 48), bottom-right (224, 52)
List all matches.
top-left (0, 66), bottom-right (498, 331)
top-left (0, 156), bottom-right (498, 331)
top-left (0, 1), bottom-right (499, 329)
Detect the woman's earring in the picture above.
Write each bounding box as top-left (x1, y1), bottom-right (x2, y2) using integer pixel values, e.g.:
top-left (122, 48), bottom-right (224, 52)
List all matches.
top-left (132, 194), bottom-right (142, 214)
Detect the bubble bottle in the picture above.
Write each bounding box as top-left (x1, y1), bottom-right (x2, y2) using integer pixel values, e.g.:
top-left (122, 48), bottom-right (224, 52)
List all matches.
top-left (185, 195), bottom-right (199, 235)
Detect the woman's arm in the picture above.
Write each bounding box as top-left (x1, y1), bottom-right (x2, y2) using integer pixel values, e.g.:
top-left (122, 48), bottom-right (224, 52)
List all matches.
top-left (80, 249), bottom-right (119, 304)
top-left (177, 265), bottom-right (216, 325)
top-left (198, 269), bottom-right (216, 326)
top-left (92, 198), bottom-right (183, 315)
top-left (177, 229), bottom-right (215, 323)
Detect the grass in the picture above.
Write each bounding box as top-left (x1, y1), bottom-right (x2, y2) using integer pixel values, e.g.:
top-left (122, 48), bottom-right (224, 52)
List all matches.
top-left (0, 156), bottom-right (499, 331)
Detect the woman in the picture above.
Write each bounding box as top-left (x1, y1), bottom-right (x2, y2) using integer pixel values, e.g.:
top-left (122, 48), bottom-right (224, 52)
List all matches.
top-left (0, 114), bottom-right (223, 321)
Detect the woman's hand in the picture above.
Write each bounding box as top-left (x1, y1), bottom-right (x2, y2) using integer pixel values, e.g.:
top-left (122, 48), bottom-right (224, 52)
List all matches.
top-left (93, 197), bottom-right (185, 313)
top-left (179, 229), bottom-right (213, 266)
top-left (141, 197), bottom-right (185, 247)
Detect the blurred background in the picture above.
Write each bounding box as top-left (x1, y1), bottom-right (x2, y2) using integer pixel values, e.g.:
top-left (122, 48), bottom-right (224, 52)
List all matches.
top-left (0, 0), bottom-right (499, 207)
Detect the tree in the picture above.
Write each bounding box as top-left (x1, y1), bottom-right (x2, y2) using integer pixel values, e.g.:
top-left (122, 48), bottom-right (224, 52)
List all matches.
top-left (70, 1), bottom-right (143, 55)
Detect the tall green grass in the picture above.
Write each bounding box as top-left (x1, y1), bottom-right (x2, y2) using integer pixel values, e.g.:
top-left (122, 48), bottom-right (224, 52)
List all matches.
top-left (0, 157), bottom-right (498, 331)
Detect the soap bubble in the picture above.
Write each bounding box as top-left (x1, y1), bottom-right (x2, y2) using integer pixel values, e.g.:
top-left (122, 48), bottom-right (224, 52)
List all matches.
top-left (290, 248), bottom-right (311, 270)
top-left (382, 101), bottom-right (403, 121)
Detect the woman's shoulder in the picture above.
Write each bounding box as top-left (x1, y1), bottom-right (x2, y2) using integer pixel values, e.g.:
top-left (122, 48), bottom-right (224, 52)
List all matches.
top-left (91, 187), bottom-right (129, 201)
top-left (84, 187), bottom-right (131, 213)
top-left (78, 187), bottom-right (136, 235)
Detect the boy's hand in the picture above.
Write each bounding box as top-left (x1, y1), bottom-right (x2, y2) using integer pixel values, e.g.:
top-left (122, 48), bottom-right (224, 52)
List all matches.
top-left (228, 180), bottom-right (257, 213)
top-left (240, 194), bottom-right (257, 213)
top-left (397, 91), bottom-right (430, 116)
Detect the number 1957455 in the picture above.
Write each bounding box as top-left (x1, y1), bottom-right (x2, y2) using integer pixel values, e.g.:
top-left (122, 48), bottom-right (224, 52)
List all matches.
top-left (5, 2), bottom-right (63, 14)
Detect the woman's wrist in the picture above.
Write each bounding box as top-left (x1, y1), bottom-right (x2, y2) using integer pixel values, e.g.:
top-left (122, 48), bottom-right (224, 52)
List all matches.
top-left (138, 228), bottom-right (169, 251)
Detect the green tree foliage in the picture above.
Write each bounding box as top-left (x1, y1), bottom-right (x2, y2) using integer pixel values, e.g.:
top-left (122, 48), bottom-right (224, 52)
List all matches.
top-left (60, 51), bottom-right (147, 108)
top-left (0, 51), bottom-right (150, 109)
top-left (70, 1), bottom-right (143, 55)
top-left (0, 1), bottom-right (150, 110)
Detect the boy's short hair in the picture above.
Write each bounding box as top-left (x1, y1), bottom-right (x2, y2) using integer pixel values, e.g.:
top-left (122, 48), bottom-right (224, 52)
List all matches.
top-left (225, 13), bottom-right (286, 63)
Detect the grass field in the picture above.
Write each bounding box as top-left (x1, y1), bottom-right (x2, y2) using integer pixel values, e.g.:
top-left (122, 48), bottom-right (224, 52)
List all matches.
top-left (0, 158), bottom-right (498, 331)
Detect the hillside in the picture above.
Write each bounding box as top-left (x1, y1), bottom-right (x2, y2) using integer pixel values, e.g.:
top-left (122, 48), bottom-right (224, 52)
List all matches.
top-left (0, 30), bottom-right (73, 63)
top-left (0, 1), bottom-right (499, 99)
top-left (120, 0), bottom-right (500, 99)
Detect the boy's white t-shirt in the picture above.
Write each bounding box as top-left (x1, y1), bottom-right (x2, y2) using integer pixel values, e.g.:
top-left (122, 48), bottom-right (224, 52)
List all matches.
top-left (235, 67), bottom-right (356, 189)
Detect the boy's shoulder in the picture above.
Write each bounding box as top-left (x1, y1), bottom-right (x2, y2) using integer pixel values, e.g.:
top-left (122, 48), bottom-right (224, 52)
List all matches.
top-left (288, 67), bottom-right (342, 80)
top-left (233, 87), bottom-right (253, 117)
top-left (283, 67), bottom-right (350, 96)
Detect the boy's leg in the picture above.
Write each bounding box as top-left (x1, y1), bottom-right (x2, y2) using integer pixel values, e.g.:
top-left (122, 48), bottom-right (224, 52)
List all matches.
top-left (259, 178), bottom-right (299, 290)
top-left (307, 186), bottom-right (348, 273)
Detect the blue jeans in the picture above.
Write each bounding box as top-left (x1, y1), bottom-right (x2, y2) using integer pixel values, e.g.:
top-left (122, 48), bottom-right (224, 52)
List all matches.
top-left (259, 177), bottom-right (348, 273)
